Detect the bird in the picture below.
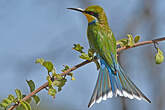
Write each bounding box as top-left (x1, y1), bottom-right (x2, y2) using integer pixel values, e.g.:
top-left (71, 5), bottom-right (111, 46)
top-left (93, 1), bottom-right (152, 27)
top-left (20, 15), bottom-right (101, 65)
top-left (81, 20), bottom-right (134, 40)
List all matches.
top-left (67, 5), bottom-right (151, 108)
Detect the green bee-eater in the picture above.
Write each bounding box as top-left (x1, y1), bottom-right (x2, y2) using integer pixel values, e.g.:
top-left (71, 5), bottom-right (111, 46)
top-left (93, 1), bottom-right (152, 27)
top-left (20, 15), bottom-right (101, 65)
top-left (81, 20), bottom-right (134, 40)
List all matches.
top-left (68, 5), bottom-right (151, 108)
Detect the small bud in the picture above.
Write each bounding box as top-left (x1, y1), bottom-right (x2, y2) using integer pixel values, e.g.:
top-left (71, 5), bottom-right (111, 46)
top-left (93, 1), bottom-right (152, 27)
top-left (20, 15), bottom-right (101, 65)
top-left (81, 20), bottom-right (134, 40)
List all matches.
top-left (134, 35), bottom-right (140, 43)
top-left (127, 34), bottom-right (134, 47)
top-left (155, 48), bottom-right (164, 64)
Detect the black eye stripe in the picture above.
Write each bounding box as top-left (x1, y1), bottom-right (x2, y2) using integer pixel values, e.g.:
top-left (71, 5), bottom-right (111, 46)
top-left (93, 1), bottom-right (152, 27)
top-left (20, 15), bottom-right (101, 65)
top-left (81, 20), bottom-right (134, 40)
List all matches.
top-left (85, 11), bottom-right (98, 18)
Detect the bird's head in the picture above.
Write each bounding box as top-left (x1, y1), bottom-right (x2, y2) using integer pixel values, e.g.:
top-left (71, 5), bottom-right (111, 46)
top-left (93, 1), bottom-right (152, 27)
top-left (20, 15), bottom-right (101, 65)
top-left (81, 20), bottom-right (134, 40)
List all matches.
top-left (67, 5), bottom-right (108, 25)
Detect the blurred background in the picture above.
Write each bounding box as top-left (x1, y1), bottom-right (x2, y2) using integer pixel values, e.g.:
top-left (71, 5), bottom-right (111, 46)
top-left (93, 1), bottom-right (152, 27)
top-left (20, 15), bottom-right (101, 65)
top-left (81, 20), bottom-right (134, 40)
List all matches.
top-left (0, 0), bottom-right (165, 110)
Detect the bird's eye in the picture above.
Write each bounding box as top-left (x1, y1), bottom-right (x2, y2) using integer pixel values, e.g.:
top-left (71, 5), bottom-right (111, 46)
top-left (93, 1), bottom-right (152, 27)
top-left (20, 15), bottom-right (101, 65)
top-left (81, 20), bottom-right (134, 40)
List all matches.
top-left (85, 11), bottom-right (94, 15)
top-left (89, 11), bottom-right (94, 15)
top-left (85, 11), bottom-right (98, 18)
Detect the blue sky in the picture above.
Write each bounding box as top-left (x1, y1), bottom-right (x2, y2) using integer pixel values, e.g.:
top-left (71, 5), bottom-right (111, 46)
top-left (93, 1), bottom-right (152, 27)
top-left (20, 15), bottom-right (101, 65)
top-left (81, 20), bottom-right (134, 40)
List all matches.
top-left (0, 0), bottom-right (165, 110)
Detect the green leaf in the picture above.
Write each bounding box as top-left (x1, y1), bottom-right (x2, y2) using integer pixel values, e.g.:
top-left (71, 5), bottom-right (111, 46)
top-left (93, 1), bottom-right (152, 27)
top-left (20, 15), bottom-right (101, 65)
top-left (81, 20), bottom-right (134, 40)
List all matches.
top-left (127, 34), bottom-right (134, 46)
top-left (88, 49), bottom-right (95, 57)
top-left (47, 76), bottom-right (52, 87)
top-left (52, 69), bottom-right (56, 76)
top-left (26, 80), bottom-right (35, 92)
top-left (22, 95), bottom-right (32, 104)
top-left (48, 87), bottom-right (57, 97)
top-left (79, 53), bottom-right (91, 60)
top-left (26, 97), bottom-right (32, 104)
top-left (52, 80), bottom-right (64, 87)
top-left (15, 89), bottom-right (22, 101)
top-left (0, 96), bottom-right (15, 108)
top-left (3, 98), bottom-right (12, 105)
top-left (43, 61), bottom-right (54, 73)
top-left (58, 79), bottom-right (67, 92)
top-left (52, 80), bottom-right (61, 87)
top-left (0, 95), bottom-right (16, 109)
top-left (61, 65), bottom-right (70, 72)
top-left (32, 95), bottom-right (40, 105)
top-left (134, 35), bottom-right (140, 43)
top-left (16, 104), bottom-right (25, 110)
top-left (8, 94), bottom-right (15, 102)
top-left (0, 102), bottom-right (8, 108)
top-left (20, 101), bottom-right (31, 110)
top-left (0, 98), bottom-right (12, 108)
top-left (35, 58), bottom-right (44, 65)
top-left (116, 38), bottom-right (128, 47)
top-left (73, 44), bottom-right (84, 53)
top-left (55, 74), bottom-right (63, 80)
top-left (155, 48), bottom-right (164, 64)
top-left (61, 65), bottom-right (75, 80)
top-left (52, 78), bottom-right (67, 92)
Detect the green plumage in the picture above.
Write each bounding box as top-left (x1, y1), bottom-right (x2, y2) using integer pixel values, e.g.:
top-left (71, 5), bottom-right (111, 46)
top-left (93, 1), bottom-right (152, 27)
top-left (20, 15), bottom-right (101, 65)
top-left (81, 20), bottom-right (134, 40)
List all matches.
top-left (86, 6), bottom-right (117, 68)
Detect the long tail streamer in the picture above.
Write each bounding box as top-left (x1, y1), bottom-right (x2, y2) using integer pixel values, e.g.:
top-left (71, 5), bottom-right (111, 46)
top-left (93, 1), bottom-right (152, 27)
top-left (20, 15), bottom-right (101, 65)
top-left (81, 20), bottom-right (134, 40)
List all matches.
top-left (88, 58), bottom-right (151, 108)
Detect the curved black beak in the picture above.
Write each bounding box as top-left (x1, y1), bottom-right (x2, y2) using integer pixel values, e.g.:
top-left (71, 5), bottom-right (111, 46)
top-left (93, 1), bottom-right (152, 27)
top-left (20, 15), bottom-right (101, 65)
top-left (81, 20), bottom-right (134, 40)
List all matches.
top-left (67, 8), bottom-right (84, 13)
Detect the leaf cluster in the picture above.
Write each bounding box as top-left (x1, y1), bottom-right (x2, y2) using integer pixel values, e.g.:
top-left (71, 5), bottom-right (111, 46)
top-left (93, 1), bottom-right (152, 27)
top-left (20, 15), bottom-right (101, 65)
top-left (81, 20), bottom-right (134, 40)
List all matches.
top-left (36, 58), bottom-right (74, 98)
top-left (116, 34), bottom-right (164, 64)
top-left (117, 34), bottom-right (140, 47)
top-left (61, 65), bottom-right (75, 80)
top-left (0, 80), bottom-right (40, 110)
top-left (73, 44), bottom-right (100, 70)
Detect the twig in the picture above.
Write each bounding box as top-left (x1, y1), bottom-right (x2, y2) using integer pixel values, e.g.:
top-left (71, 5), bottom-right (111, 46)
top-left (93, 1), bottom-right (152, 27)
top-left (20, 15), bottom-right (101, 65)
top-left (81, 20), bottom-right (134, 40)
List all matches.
top-left (117, 37), bottom-right (165, 52)
top-left (8, 60), bottom-right (93, 110)
top-left (8, 82), bottom-right (48, 110)
top-left (8, 37), bottom-right (165, 110)
top-left (59, 60), bottom-right (93, 76)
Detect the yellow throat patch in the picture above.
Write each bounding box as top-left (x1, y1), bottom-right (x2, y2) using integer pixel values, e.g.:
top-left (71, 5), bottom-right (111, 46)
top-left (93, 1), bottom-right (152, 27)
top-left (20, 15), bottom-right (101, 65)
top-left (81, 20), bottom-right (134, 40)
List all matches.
top-left (84, 13), bottom-right (96, 23)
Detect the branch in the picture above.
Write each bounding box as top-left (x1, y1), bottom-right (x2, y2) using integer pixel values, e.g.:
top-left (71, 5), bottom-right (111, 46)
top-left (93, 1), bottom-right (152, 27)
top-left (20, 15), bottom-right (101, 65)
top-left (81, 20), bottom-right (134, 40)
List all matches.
top-left (8, 37), bottom-right (165, 110)
top-left (8, 60), bottom-right (93, 110)
top-left (117, 37), bottom-right (165, 52)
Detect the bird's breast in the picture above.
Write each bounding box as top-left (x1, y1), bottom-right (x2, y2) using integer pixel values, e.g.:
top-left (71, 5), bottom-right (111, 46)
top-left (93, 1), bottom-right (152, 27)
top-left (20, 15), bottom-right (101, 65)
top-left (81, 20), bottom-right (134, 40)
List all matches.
top-left (87, 24), bottom-right (102, 53)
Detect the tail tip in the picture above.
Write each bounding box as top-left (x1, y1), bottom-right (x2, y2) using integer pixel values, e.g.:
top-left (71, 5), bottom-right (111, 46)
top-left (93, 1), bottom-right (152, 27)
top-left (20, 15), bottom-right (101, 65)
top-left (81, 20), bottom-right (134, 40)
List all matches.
top-left (88, 100), bottom-right (95, 108)
top-left (142, 95), bottom-right (151, 103)
top-left (146, 98), bottom-right (151, 103)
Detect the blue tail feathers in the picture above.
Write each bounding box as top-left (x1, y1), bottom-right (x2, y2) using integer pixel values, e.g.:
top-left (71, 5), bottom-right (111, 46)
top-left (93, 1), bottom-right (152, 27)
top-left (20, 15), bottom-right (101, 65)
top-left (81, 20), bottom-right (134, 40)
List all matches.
top-left (88, 58), bottom-right (151, 108)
